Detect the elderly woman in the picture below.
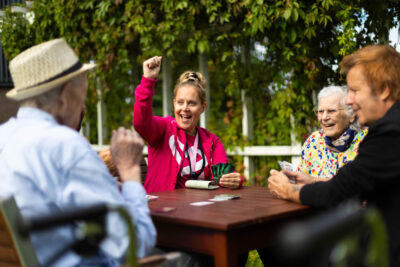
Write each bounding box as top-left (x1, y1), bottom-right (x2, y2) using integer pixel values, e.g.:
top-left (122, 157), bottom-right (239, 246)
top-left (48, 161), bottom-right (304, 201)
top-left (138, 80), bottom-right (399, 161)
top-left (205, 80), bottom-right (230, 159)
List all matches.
top-left (259, 85), bottom-right (368, 267)
top-left (287, 86), bottom-right (368, 184)
top-left (267, 44), bottom-right (400, 267)
top-left (133, 56), bottom-right (243, 193)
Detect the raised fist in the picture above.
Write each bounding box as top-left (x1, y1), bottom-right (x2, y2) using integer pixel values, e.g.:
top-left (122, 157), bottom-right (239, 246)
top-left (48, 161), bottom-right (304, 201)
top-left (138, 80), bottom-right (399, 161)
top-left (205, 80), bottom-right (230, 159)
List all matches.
top-left (143, 56), bottom-right (162, 80)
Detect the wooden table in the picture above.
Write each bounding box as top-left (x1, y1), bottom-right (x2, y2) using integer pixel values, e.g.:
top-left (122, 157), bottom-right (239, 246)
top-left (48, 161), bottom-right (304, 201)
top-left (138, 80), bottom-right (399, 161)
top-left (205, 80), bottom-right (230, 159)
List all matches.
top-left (148, 186), bottom-right (312, 267)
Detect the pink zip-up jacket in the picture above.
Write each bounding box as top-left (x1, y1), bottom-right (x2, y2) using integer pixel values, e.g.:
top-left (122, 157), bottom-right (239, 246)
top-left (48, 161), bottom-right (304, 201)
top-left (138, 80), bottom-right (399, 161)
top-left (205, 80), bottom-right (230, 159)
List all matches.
top-left (133, 76), bottom-right (241, 193)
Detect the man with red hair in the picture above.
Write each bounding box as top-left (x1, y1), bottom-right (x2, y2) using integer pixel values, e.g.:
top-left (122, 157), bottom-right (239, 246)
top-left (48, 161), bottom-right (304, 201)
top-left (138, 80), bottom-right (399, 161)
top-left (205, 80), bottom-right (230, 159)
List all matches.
top-left (268, 45), bottom-right (400, 267)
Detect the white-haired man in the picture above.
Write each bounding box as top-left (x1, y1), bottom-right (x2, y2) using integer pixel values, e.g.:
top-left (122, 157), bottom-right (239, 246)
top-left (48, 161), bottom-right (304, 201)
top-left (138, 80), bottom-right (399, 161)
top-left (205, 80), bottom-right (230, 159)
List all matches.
top-left (0, 39), bottom-right (156, 266)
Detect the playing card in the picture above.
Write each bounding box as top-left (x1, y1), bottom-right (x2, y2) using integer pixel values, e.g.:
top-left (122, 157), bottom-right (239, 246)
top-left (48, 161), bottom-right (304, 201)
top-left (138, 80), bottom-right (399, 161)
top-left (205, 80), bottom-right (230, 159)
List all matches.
top-left (190, 201), bottom-right (215, 206)
top-left (278, 161), bottom-right (297, 184)
top-left (155, 207), bottom-right (176, 213)
top-left (146, 195), bottom-right (159, 201)
top-left (211, 163), bottom-right (235, 184)
top-left (278, 161), bottom-right (294, 171)
top-left (209, 194), bottom-right (240, 201)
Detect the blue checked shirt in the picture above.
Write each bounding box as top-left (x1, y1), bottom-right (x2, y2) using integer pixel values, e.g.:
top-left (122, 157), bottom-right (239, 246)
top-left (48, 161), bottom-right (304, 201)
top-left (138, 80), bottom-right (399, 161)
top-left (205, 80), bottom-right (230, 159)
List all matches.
top-left (0, 107), bottom-right (156, 266)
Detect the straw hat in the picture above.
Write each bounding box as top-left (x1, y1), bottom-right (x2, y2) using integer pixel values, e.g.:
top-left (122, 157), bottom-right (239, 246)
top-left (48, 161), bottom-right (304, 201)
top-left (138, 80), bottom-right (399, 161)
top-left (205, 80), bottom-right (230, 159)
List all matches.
top-left (6, 38), bottom-right (96, 101)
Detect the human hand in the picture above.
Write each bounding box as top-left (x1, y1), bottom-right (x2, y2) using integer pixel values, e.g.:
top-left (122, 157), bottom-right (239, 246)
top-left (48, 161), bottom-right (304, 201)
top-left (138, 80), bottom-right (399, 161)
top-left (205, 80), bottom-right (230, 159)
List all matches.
top-left (268, 169), bottom-right (302, 203)
top-left (282, 170), bottom-right (318, 185)
top-left (219, 172), bottom-right (241, 189)
top-left (110, 127), bottom-right (144, 183)
top-left (143, 56), bottom-right (162, 79)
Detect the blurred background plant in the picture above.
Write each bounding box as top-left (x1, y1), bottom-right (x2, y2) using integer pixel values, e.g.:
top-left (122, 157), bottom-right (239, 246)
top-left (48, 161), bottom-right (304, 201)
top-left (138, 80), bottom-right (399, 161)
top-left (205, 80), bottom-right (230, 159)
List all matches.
top-left (1, 0), bottom-right (399, 186)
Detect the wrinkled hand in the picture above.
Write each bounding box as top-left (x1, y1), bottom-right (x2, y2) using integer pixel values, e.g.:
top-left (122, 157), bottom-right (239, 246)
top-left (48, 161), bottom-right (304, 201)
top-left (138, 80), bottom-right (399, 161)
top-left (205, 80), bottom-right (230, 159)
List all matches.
top-left (110, 127), bottom-right (144, 183)
top-left (219, 172), bottom-right (241, 189)
top-left (282, 170), bottom-right (317, 185)
top-left (268, 169), bottom-right (302, 203)
top-left (143, 56), bottom-right (162, 80)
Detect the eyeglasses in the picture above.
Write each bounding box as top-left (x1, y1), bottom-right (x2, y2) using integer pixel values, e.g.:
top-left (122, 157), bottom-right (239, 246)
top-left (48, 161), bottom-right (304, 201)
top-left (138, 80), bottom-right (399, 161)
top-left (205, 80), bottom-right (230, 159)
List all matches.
top-left (314, 108), bottom-right (346, 116)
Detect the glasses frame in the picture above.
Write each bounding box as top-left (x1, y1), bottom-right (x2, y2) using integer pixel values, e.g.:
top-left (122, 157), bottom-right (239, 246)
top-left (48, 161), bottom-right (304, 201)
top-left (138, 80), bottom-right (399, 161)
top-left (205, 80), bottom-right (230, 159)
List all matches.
top-left (314, 108), bottom-right (347, 116)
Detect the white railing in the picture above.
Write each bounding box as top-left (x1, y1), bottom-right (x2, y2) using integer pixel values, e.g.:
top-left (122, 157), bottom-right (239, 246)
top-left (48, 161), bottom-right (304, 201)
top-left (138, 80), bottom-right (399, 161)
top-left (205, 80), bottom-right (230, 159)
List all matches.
top-left (91, 144), bottom-right (302, 182)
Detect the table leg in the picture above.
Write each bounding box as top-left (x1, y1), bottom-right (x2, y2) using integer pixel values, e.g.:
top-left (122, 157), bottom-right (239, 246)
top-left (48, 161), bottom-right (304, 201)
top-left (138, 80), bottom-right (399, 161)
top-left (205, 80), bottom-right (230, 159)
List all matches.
top-left (213, 232), bottom-right (237, 267)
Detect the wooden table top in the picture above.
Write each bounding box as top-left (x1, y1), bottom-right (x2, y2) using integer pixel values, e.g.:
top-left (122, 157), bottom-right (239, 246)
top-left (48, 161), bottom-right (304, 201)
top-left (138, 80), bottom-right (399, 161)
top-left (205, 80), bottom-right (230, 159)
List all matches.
top-left (148, 186), bottom-right (311, 231)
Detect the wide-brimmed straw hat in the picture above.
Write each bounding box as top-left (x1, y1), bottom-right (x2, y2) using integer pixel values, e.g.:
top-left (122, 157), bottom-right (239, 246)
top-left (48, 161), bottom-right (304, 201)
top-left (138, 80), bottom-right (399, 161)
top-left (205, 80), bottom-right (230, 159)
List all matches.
top-left (6, 38), bottom-right (96, 101)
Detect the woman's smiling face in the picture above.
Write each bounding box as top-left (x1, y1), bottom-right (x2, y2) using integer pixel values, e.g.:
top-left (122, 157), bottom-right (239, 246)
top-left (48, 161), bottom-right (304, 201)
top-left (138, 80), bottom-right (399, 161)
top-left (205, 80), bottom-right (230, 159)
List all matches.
top-left (173, 85), bottom-right (206, 135)
top-left (317, 92), bottom-right (352, 140)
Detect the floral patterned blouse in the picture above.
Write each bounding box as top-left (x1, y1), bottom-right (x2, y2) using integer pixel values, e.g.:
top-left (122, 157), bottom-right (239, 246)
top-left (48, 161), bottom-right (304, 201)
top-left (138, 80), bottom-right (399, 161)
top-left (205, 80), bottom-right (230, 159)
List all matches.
top-left (297, 128), bottom-right (368, 178)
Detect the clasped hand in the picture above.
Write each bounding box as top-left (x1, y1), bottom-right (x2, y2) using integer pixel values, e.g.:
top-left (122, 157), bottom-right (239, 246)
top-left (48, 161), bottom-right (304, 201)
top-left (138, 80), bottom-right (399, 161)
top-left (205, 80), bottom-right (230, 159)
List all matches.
top-left (219, 172), bottom-right (241, 189)
top-left (110, 127), bottom-right (144, 184)
top-left (268, 170), bottom-right (303, 203)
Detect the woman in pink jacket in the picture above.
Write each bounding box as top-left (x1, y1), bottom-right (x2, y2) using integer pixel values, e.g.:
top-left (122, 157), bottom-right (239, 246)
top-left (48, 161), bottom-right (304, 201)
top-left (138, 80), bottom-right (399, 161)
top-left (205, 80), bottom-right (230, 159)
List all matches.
top-left (133, 56), bottom-right (243, 193)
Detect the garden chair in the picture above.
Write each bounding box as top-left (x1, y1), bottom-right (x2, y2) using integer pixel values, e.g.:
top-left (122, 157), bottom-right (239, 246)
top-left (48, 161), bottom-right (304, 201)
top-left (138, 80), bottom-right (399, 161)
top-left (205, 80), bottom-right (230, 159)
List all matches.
top-left (278, 201), bottom-right (389, 267)
top-left (0, 196), bottom-right (179, 267)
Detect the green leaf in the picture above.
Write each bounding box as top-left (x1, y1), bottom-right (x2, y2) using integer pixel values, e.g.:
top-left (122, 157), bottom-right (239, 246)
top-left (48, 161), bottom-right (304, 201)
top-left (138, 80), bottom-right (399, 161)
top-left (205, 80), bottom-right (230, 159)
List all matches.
top-left (289, 28), bottom-right (296, 43)
top-left (283, 8), bottom-right (291, 20)
top-left (292, 8), bottom-right (298, 22)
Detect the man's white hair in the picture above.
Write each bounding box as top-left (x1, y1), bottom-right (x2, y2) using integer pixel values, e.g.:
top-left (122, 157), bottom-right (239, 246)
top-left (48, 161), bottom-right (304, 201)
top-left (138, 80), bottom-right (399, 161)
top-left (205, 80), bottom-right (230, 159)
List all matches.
top-left (20, 74), bottom-right (84, 111)
top-left (317, 85), bottom-right (353, 117)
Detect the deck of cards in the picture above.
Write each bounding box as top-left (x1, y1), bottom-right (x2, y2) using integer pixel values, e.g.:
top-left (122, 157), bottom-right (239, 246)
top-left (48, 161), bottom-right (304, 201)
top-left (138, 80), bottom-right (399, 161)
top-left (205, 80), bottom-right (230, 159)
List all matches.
top-left (278, 160), bottom-right (297, 184)
top-left (211, 163), bottom-right (235, 184)
top-left (278, 160), bottom-right (294, 172)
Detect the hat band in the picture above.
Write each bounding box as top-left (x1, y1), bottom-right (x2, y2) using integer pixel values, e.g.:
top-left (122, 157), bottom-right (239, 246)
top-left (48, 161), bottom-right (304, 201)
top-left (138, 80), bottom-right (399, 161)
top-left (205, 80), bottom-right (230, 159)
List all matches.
top-left (19, 60), bottom-right (83, 92)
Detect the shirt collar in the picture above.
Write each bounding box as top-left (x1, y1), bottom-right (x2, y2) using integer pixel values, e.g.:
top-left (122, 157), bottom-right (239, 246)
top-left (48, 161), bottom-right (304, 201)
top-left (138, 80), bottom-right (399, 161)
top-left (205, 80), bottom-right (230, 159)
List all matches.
top-left (17, 107), bottom-right (58, 124)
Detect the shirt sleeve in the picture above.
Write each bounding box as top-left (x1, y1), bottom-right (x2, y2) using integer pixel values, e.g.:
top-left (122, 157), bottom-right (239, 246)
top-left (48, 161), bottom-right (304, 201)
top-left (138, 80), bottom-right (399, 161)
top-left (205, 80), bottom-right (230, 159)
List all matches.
top-left (297, 131), bottom-right (319, 174)
top-left (121, 182), bottom-right (157, 258)
top-left (133, 76), bottom-right (168, 145)
top-left (297, 135), bottom-right (311, 173)
top-left (210, 136), bottom-right (229, 165)
top-left (60, 148), bottom-right (156, 262)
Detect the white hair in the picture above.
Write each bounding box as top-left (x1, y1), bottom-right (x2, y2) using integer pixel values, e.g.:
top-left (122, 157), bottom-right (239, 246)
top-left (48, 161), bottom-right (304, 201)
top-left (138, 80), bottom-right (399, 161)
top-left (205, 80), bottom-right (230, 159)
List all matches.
top-left (20, 84), bottom-right (63, 109)
top-left (20, 74), bottom-right (85, 110)
top-left (317, 85), bottom-right (353, 117)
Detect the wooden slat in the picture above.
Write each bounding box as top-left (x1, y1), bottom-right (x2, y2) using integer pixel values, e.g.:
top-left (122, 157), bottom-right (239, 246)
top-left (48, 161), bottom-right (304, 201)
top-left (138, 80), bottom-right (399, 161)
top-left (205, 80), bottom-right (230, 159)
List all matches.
top-left (0, 245), bottom-right (19, 263)
top-left (0, 213), bottom-right (21, 265)
top-left (0, 260), bottom-right (20, 267)
top-left (0, 228), bottom-right (13, 246)
top-left (0, 213), bottom-right (7, 227)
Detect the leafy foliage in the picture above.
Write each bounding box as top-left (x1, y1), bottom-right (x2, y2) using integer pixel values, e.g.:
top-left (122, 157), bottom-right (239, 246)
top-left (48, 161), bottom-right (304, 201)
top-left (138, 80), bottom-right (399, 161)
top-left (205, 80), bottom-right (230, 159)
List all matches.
top-left (1, 0), bottom-right (398, 182)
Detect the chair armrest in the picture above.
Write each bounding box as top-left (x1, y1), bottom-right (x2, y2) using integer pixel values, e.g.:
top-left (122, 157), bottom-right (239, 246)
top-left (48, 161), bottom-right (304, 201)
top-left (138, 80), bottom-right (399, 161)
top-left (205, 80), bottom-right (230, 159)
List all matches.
top-left (139, 252), bottom-right (181, 267)
top-left (120, 252), bottom-right (181, 267)
top-left (138, 254), bottom-right (167, 267)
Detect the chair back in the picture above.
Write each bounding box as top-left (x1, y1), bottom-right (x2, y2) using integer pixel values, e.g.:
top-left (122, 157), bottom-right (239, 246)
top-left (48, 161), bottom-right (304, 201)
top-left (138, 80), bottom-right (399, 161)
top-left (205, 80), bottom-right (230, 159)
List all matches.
top-left (0, 196), bottom-right (180, 267)
top-left (278, 202), bottom-right (389, 267)
top-left (0, 197), bottom-right (40, 267)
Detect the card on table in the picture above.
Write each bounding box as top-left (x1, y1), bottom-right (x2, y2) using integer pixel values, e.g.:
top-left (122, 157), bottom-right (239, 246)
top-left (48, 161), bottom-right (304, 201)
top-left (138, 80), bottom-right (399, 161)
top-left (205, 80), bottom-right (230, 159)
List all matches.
top-left (155, 207), bottom-right (176, 213)
top-left (190, 201), bottom-right (215, 206)
top-left (146, 195), bottom-right (159, 201)
top-left (209, 194), bottom-right (240, 201)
